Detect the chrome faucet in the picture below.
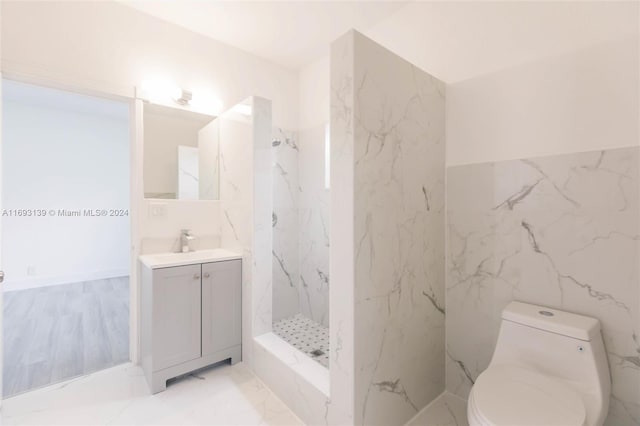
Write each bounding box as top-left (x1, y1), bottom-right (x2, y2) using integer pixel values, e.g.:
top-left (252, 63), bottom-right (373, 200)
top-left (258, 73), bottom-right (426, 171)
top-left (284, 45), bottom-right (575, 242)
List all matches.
top-left (180, 229), bottom-right (195, 253)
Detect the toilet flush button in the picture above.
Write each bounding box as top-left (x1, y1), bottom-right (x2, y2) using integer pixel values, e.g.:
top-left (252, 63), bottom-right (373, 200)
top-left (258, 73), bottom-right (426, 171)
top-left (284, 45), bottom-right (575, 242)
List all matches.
top-left (539, 310), bottom-right (554, 317)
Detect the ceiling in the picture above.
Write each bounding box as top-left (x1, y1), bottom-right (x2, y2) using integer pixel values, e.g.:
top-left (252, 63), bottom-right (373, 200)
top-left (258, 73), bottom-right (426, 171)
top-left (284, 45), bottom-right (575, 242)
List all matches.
top-left (119, 0), bottom-right (638, 81)
top-left (119, 0), bottom-right (409, 70)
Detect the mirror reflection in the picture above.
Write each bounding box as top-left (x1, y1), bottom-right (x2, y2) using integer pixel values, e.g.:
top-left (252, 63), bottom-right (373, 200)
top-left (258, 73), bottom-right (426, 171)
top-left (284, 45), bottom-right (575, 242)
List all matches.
top-left (143, 103), bottom-right (219, 200)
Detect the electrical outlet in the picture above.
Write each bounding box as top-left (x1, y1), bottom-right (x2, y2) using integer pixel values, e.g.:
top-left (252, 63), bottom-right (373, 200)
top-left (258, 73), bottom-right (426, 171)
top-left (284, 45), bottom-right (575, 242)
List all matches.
top-left (150, 202), bottom-right (167, 218)
top-left (27, 266), bottom-right (37, 276)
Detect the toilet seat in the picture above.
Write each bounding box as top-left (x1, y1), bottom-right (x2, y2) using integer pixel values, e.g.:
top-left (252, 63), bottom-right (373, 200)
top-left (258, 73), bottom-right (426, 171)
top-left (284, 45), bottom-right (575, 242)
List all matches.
top-left (469, 365), bottom-right (586, 426)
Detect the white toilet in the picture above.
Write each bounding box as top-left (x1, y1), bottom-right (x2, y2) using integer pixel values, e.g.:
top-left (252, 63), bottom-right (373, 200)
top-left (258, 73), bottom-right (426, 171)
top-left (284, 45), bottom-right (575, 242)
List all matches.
top-left (467, 301), bottom-right (611, 426)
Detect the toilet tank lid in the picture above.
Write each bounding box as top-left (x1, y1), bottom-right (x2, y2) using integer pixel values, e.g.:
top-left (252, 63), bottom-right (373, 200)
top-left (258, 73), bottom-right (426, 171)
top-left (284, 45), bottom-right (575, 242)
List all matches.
top-left (502, 301), bottom-right (600, 341)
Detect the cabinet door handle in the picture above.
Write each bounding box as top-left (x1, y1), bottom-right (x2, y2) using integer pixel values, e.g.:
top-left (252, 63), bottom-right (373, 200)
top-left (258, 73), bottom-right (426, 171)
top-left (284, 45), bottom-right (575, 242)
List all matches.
top-left (194, 274), bottom-right (200, 280)
top-left (204, 272), bottom-right (210, 278)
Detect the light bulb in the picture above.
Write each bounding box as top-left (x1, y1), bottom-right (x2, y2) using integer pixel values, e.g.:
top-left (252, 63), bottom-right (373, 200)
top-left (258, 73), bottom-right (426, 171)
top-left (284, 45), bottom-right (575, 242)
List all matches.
top-left (191, 90), bottom-right (224, 115)
top-left (140, 78), bottom-right (180, 103)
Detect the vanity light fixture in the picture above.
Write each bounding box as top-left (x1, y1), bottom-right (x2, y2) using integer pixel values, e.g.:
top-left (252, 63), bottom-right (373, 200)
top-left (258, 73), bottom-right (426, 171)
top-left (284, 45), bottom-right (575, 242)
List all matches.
top-left (175, 89), bottom-right (192, 106)
top-left (140, 79), bottom-right (223, 116)
top-left (140, 78), bottom-right (181, 104)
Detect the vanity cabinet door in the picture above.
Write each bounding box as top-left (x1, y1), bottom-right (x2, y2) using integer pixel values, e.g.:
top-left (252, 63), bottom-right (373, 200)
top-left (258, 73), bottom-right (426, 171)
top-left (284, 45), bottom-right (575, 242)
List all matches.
top-left (152, 264), bottom-right (202, 371)
top-left (201, 260), bottom-right (242, 356)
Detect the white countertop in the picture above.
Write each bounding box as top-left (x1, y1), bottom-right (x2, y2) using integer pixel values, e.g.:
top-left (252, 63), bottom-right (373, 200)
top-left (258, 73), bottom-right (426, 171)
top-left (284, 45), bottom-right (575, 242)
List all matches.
top-left (138, 248), bottom-right (242, 269)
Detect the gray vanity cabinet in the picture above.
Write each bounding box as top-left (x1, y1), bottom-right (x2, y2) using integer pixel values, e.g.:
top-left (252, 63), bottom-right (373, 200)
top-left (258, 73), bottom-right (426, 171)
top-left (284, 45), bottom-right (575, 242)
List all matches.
top-left (152, 264), bottom-right (202, 371)
top-left (202, 260), bottom-right (242, 356)
top-left (140, 258), bottom-right (242, 394)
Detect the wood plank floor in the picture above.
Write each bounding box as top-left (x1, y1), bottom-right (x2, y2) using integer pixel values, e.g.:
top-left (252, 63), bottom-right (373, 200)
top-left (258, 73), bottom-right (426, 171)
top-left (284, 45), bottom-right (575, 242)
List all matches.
top-left (2, 277), bottom-right (129, 397)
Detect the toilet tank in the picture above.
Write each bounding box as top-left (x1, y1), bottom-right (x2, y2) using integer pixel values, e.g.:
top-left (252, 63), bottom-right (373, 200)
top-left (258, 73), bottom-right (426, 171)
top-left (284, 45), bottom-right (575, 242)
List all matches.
top-left (491, 302), bottom-right (611, 420)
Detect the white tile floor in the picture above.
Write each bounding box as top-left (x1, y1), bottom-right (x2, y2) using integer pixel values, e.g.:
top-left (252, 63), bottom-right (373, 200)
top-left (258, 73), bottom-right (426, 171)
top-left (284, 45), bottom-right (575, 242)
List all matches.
top-left (0, 362), bottom-right (303, 426)
top-left (272, 314), bottom-right (329, 368)
top-left (0, 357), bottom-right (469, 426)
top-left (407, 392), bottom-right (469, 426)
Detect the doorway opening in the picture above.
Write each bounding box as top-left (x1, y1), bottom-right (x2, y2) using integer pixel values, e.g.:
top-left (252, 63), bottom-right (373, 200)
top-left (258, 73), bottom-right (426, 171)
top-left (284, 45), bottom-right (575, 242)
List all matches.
top-left (2, 79), bottom-right (131, 397)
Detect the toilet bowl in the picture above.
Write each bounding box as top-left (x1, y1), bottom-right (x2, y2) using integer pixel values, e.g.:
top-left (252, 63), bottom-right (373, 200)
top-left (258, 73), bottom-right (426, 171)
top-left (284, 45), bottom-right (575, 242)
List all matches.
top-left (467, 301), bottom-right (610, 426)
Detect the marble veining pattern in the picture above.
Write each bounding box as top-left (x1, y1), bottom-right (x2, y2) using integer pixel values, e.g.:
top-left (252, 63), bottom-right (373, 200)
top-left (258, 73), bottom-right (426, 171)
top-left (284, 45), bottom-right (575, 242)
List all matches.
top-left (249, 97), bottom-right (274, 340)
top-left (406, 392), bottom-right (468, 426)
top-left (272, 128), bottom-right (301, 322)
top-left (273, 314), bottom-right (330, 368)
top-left (219, 105), bottom-right (254, 366)
top-left (272, 126), bottom-right (330, 328)
top-left (349, 31), bottom-right (446, 425)
top-left (219, 97), bottom-right (273, 368)
top-left (327, 30), bottom-right (357, 426)
top-left (446, 146), bottom-right (640, 426)
top-left (298, 125), bottom-right (331, 327)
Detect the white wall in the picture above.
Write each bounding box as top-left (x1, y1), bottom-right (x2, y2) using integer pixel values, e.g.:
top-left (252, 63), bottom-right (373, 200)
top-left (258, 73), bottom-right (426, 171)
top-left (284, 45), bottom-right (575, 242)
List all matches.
top-left (366, 1), bottom-right (638, 85)
top-left (2, 80), bottom-right (130, 291)
top-left (299, 56), bottom-right (329, 130)
top-left (301, 2), bottom-right (639, 165)
top-left (0, 1), bottom-right (299, 130)
top-left (446, 37), bottom-right (639, 165)
top-left (0, 1), bottom-right (301, 285)
top-left (139, 199), bottom-right (220, 255)
top-left (367, 1), bottom-right (639, 165)
top-left (1, 1), bottom-right (301, 364)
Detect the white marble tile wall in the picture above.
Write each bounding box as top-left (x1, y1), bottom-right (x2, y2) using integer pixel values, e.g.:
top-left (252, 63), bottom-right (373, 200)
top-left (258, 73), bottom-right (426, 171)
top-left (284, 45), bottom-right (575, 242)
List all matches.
top-left (251, 97), bottom-right (274, 340)
top-left (298, 125), bottom-right (331, 327)
top-left (328, 30), bottom-right (357, 426)
top-left (330, 30), bottom-right (447, 425)
top-left (219, 99), bottom-right (338, 426)
top-left (406, 392), bottom-right (468, 426)
top-left (219, 106), bottom-right (254, 365)
top-left (352, 32), bottom-right (446, 426)
top-left (219, 97), bottom-right (273, 367)
top-left (446, 146), bottom-right (640, 426)
top-left (272, 125), bottom-right (330, 327)
top-left (272, 128), bottom-right (301, 322)
top-left (253, 334), bottom-right (331, 425)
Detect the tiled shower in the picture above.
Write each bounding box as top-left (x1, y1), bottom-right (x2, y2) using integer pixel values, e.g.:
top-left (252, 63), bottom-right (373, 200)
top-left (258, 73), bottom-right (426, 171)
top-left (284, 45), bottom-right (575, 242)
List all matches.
top-left (260, 29), bottom-right (640, 426)
top-left (271, 126), bottom-right (330, 367)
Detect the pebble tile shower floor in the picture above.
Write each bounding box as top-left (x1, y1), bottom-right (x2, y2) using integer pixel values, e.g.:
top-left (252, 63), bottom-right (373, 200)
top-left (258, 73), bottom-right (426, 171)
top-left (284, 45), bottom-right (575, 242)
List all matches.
top-left (273, 314), bottom-right (329, 368)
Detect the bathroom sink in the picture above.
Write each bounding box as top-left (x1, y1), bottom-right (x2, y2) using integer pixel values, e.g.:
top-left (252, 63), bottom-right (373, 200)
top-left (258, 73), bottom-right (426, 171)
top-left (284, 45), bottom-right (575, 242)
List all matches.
top-left (139, 248), bottom-right (242, 269)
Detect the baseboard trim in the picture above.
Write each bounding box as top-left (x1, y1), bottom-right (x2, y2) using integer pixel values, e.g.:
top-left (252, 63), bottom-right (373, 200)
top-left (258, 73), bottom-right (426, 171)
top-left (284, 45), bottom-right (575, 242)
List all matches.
top-left (3, 269), bottom-right (129, 292)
